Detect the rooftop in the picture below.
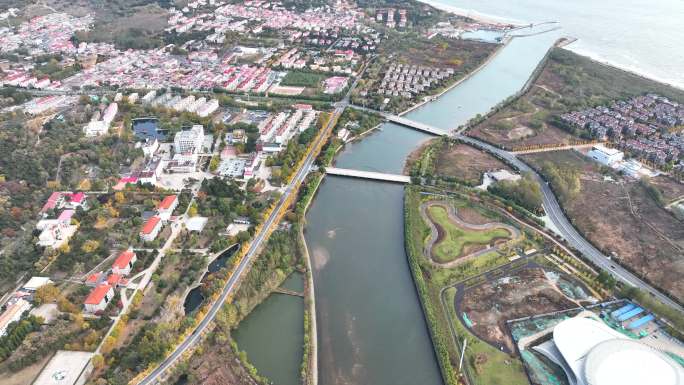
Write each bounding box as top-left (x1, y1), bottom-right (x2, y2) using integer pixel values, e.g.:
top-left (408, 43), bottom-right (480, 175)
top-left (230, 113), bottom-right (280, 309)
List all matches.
top-left (158, 195), bottom-right (178, 210)
top-left (33, 350), bottom-right (94, 385)
top-left (84, 284), bottom-right (111, 305)
top-left (112, 250), bottom-right (136, 269)
top-left (141, 216), bottom-right (161, 235)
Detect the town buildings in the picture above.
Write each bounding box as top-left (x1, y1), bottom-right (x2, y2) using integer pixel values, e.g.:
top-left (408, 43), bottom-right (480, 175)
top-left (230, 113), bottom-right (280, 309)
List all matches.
top-left (560, 94), bottom-right (684, 167)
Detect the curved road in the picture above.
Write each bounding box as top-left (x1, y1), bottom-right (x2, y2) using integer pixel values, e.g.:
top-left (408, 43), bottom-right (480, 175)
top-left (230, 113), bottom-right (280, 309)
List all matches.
top-left (455, 134), bottom-right (684, 313)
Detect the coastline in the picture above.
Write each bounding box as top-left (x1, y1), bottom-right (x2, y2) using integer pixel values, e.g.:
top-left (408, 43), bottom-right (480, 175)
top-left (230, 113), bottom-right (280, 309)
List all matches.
top-left (419, 0), bottom-right (684, 91)
top-left (418, 0), bottom-right (526, 26)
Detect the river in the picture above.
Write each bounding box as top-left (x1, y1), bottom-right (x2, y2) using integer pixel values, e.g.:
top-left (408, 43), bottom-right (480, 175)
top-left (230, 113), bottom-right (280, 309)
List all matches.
top-left (422, 0), bottom-right (684, 90)
top-left (304, 32), bottom-right (559, 385)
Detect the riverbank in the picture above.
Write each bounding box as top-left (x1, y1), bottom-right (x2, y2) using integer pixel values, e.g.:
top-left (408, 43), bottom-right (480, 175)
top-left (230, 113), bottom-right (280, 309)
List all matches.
top-left (397, 35), bottom-right (512, 119)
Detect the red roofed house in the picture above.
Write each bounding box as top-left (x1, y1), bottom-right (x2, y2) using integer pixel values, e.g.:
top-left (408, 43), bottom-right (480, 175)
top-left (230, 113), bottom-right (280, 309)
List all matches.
top-left (85, 272), bottom-right (105, 287)
top-left (157, 195), bottom-right (178, 221)
top-left (64, 192), bottom-right (88, 210)
top-left (84, 284), bottom-right (114, 313)
top-left (112, 250), bottom-right (137, 276)
top-left (140, 216), bottom-right (162, 242)
top-left (41, 192), bottom-right (64, 213)
top-left (106, 273), bottom-right (126, 287)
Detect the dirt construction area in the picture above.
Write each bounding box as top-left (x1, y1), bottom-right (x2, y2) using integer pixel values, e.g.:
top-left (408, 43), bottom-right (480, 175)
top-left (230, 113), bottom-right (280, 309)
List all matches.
top-left (523, 150), bottom-right (684, 301)
top-left (458, 267), bottom-right (578, 352)
top-left (435, 143), bottom-right (512, 184)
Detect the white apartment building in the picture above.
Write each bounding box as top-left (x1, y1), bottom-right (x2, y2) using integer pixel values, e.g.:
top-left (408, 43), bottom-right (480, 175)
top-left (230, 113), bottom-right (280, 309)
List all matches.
top-left (174, 124), bottom-right (205, 154)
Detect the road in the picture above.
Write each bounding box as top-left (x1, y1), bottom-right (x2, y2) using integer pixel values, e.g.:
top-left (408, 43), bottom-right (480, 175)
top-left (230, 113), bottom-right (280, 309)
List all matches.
top-left (136, 108), bottom-right (344, 385)
top-left (343, 105), bottom-right (682, 313)
top-left (455, 134), bottom-right (684, 313)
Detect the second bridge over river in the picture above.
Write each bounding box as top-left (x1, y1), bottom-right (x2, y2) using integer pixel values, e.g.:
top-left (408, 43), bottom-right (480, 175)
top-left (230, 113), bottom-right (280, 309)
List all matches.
top-left (325, 167), bottom-right (411, 183)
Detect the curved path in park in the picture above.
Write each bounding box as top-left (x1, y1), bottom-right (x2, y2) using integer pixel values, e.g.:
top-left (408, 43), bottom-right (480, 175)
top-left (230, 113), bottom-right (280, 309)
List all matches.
top-left (420, 201), bottom-right (522, 268)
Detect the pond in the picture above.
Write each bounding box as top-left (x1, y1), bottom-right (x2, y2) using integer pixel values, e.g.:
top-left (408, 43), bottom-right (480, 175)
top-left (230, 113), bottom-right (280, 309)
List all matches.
top-left (132, 118), bottom-right (167, 141)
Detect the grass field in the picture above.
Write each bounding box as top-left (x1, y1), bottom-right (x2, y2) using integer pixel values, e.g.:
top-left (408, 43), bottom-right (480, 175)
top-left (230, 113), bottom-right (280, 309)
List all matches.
top-left (427, 205), bottom-right (512, 263)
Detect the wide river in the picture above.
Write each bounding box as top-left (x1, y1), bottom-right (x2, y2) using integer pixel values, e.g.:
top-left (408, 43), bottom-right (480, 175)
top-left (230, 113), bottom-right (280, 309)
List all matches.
top-left (422, 0), bottom-right (684, 90)
top-left (304, 31), bottom-right (559, 385)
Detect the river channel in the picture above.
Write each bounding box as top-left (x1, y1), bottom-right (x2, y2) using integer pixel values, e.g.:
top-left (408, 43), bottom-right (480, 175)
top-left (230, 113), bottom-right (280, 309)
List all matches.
top-left (239, 31), bottom-right (560, 385)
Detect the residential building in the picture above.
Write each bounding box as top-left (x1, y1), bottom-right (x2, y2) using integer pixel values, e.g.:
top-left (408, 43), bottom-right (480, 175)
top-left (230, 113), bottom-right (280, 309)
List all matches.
top-left (174, 125), bottom-right (205, 154)
top-left (140, 216), bottom-right (162, 242)
top-left (0, 298), bottom-right (31, 337)
top-left (111, 250), bottom-right (137, 276)
top-left (157, 195), bottom-right (179, 221)
top-left (83, 284), bottom-right (114, 313)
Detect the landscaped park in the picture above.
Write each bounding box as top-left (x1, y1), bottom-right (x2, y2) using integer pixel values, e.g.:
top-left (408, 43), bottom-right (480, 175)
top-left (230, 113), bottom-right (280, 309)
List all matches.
top-left (422, 201), bottom-right (519, 265)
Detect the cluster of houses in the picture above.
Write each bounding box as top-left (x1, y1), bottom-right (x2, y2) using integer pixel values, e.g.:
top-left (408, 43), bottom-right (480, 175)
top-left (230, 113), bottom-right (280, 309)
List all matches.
top-left (83, 250), bottom-right (138, 314)
top-left (560, 94), bottom-right (684, 166)
top-left (36, 192), bottom-right (89, 250)
top-left (299, 30), bottom-right (380, 53)
top-left (19, 95), bottom-right (77, 116)
top-left (375, 8), bottom-right (407, 28)
top-left (217, 104), bottom-right (317, 178)
top-left (140, 194), bottom-right (179, 242)
top-left (0, 13), bottom-right (92, 54)
top-left (274, 47), bottom-right (358, 75)
top-left (375, 63), bottom-right (455, 99)
top-left (167, 0), bottom-right (359, 39)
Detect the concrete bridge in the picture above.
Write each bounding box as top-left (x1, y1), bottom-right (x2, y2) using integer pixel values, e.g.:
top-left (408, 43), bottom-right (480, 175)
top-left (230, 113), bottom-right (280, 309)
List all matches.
top-left (383, 115), bottom-right (448, 136)
top-left (325, 167), bottom-right (411, 183)
top-left (348, 104), bottom-right (448, 136)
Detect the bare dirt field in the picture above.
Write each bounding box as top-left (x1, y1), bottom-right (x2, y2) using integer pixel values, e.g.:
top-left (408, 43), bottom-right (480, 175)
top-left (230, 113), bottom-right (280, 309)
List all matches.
top-left (183, 343), bottom-right (256, 385)
top-left (523, 151), bottom-right (684, 301)
top-left (459, 267), bottom-right (577, 352)
top-left (649, 176), bottom-right (684, 203)
top-left (435, 142), bottom-right (512, 184)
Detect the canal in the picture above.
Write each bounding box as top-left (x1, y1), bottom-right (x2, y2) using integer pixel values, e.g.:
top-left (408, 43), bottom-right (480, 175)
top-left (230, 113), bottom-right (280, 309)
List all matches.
top-left (305, 32), bottom-right (559, 385)
top-left (236, 30), bottom-right (560, 385)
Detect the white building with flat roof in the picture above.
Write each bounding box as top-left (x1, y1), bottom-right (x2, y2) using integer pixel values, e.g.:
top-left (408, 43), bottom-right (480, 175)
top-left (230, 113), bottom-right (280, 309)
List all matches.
top-left (587, 145), bottom-right (624, 166)
top-left (174, 125), bottom-right (204, 154)
top-left (33, 350), bottom-right (94, 385)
